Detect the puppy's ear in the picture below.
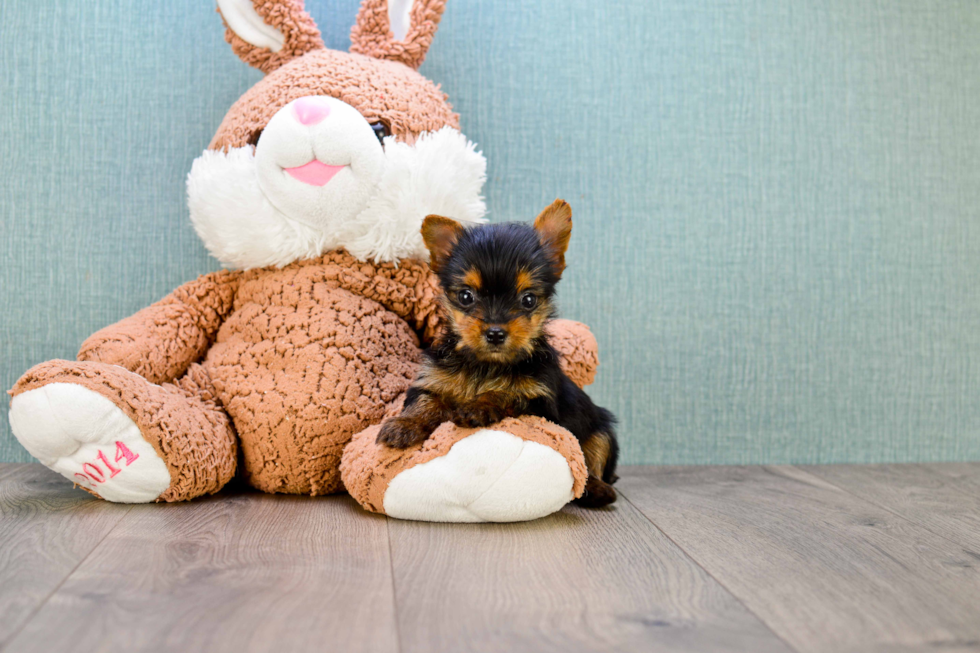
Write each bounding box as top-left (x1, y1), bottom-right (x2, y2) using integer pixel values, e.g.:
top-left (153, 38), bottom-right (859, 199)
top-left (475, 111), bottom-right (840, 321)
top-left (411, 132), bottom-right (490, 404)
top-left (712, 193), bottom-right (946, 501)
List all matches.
top-left (421, 215), bottom-right (465, 273)
top-left (533, 199), bottom-right (573, 277)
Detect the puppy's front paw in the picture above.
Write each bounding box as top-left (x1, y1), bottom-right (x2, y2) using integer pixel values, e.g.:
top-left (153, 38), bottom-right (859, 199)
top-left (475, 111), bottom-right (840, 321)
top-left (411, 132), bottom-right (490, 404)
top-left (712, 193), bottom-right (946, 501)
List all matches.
top-left (454, 412), bottom-right (489, 428)
top-left (454, 403), bottom-right (506, 429)
top-left (377, 418), bottom-right (429, 449)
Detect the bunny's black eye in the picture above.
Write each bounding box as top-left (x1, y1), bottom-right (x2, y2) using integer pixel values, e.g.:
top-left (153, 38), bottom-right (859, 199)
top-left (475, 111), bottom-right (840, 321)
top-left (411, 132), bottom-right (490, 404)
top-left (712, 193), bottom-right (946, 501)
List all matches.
top-left (247, 128), bottom-right (264, 147)
top-left (521, 293), bottom-right (537, 310)
top-left (370, 121), bottom-right (390, 145)
top-left (457, 289), bottom-right (475, 306)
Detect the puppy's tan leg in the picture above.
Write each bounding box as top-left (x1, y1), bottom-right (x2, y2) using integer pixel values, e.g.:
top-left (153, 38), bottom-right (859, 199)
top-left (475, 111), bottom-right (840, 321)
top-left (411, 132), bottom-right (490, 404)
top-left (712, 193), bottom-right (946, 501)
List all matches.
top-left (573, 432), bottom-right (617, 507)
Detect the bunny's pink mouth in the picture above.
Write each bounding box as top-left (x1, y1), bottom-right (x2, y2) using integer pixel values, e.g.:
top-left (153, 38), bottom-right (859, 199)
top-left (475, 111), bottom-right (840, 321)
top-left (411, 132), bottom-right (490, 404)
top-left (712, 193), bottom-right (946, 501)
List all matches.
top-left (283, 160), bottom-right (347, 186)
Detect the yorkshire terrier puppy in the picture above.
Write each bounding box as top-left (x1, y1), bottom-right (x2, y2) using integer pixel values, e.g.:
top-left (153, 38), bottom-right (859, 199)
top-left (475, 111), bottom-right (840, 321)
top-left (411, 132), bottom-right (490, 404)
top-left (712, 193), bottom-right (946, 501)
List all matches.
top-left (376, 199), bottom-right (619, 507)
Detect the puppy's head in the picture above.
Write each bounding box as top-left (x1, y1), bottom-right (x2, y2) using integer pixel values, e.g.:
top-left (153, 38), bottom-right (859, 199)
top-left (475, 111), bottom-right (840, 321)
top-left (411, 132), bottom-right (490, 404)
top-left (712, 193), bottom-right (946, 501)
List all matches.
top-left (422, 199), bottom-right (573, 363)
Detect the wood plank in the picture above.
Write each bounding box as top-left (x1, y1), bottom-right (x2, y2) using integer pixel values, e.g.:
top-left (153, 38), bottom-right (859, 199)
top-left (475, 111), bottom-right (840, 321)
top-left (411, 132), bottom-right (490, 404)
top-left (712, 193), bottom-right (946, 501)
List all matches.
top-left (5, 492), bottom-right (398, 653)
top-left (619, 465), bottom-right (980, 653)
top-left (802, 464), bottom-right (980, 551)
top-left (0, 463), bottom-right (32, 482)
top-left (387, 498), bottom-right (794, 653)
top-left (923, 462), bottom-right (980, 496)
top-left (0, 464), bottom-right (130, 648)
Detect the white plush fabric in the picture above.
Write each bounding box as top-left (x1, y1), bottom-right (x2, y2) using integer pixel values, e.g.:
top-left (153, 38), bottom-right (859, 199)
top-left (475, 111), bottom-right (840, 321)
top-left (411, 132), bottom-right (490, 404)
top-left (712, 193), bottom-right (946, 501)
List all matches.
top-left (9, 384), bottom-right (171, 503)
top-left (383, 430), bottom-right (576, 523)
top-left (187, 96), bottom-right (487, 270)
top-left (255, 96), bottom-right (387, 233)
top-left (344, 128), bottom-right (488, 262)
top-left (187, 147), bottom-right (332, 269)
top-left (388, 0), bottom-right (414, 41)
top-left (216, 0), bottom-right (284, 52)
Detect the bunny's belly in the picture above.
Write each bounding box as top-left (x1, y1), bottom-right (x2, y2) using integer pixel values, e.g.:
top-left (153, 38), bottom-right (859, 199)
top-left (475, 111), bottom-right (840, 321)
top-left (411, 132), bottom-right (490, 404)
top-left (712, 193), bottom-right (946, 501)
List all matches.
top-left (204, 284), bottom-right (422, 495)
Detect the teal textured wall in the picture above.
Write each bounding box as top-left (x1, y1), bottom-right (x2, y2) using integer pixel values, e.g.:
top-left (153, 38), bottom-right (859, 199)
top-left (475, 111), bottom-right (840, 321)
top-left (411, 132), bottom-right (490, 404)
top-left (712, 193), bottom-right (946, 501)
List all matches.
top-left (2, 0), bottom-right (979, 464)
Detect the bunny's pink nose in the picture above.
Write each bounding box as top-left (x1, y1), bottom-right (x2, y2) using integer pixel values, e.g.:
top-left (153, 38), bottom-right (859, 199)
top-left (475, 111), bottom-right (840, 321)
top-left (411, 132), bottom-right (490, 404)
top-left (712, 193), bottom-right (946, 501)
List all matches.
top-left (293, 97), bottom-right (331, 126)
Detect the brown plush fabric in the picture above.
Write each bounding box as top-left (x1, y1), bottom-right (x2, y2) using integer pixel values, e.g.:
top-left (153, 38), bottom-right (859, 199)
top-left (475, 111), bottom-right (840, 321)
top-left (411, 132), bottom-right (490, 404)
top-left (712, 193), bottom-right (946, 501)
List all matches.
top-left (350, 0), bottom-right (446, 70)
top-left (202, 250), bottom-right (442, 495)
top-left (9, 1), bottom-right (604, 512)
top-left (78, 271), bottom-right (240, 385)
top-left (11, 250), bottom-right (599, 501)
top-left (210, 48), bottom-right (459, 150)
top-left (341, 415), bottom-right (589, 515)
top-left (10, 361), bottom-right (237, 502)
top-left (339, 321), bottom-right (597, 517)
top-left (546, 319), bottom-right (600, 389)
top-left (219, 0), bottom-right (324, 75)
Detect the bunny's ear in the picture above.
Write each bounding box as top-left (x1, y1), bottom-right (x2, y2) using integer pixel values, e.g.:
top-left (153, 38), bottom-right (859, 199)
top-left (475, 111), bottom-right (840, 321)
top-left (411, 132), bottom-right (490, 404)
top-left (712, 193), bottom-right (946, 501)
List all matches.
top-left (217, 0), bottom-right (324, 74)
top-left (349, 0), bottom-right (446, 70)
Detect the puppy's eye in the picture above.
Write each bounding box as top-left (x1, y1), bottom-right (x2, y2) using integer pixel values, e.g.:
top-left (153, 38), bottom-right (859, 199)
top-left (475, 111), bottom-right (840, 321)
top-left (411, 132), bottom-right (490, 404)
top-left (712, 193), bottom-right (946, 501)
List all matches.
top-left (457, 289), bottom-right (475, 306)
top-left (370, 121), bottom-right (390, 145)
top-left (521, 293), bottom-right (537, 310)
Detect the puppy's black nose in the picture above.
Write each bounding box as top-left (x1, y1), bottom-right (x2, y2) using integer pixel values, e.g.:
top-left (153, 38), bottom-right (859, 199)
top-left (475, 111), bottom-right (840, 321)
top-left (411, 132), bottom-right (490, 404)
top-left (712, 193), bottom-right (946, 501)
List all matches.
top-left (485, 327), bottom-right (508, 345)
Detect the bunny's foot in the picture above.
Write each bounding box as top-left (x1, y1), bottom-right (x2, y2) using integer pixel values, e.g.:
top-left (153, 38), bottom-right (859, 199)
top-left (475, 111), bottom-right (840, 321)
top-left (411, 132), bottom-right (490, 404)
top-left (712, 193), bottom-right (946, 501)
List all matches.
top-left (9, 361), bottom-right (236, 503)
top-left (342, 415), bottom-right (588, 522)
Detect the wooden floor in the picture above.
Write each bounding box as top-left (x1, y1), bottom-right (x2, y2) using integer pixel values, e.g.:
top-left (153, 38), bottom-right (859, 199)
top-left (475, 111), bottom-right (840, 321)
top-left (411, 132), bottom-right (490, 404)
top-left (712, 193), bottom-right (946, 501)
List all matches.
top-left (1, 463), bottom-right (979, 653)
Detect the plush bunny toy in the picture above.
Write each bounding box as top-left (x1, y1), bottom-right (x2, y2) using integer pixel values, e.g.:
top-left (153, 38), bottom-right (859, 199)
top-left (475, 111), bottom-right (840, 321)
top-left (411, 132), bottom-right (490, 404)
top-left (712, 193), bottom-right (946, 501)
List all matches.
top-left (8, 0), bottom-right (599, 522)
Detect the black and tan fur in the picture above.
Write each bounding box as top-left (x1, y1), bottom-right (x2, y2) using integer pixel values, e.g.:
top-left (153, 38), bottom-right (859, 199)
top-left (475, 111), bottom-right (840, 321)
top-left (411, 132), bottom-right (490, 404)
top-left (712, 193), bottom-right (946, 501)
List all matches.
top-left (377, 199), bottom-right (619, 507)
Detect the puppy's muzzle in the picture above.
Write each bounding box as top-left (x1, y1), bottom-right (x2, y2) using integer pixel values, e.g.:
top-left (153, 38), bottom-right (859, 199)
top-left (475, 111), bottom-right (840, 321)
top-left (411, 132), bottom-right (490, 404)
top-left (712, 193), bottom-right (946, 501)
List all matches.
top-left (484, 327), bottom-right (508, 346)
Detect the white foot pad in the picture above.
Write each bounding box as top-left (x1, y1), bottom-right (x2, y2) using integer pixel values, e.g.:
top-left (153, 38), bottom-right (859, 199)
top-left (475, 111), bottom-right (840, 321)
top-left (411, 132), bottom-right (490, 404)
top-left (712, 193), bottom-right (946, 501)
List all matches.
top-left (9, 383), bottom-right (171, 503)
top-left (383, 429), bottom-right (575, 523)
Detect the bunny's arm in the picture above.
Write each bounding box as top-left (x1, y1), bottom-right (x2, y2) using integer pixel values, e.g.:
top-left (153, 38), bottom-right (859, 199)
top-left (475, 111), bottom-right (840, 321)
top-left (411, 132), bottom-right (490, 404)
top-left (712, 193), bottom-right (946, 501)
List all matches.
top-left (547, 319), bottom-right (600, 389)
top-left (77, 270), bottom-right (241, 385)
top-left (309, 252), bottom-right (444, 344)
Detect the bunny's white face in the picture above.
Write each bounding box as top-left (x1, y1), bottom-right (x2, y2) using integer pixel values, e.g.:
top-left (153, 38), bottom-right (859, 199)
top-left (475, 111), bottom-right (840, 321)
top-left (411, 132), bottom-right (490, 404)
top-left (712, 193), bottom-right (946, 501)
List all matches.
top-left (254, 97), bottom-right (386, 230)
top-left (186, 0), bottom-right (486, 270)
top-left (187, 97), bottom-right (486, 269)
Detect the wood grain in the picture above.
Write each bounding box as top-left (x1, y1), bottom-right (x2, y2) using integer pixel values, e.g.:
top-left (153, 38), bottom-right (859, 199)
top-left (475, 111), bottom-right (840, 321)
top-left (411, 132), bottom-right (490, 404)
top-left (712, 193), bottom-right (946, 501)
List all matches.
top-left (387, 498), bottom-right (793, 653)
top-left (924, 462), bottom-right (980, 496)
top-left (7, 463), bottom-right (980, 653)
top-left (803, 463), bottom-right (980, 551)
top-left (4, 491), bottom-right (398, 653)
top-left (619, 465), bottom-right (980, 653)
top-left (0, 463), bottom-right (29, 482)
top-left (0, 464), bottom-right (130, 648)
